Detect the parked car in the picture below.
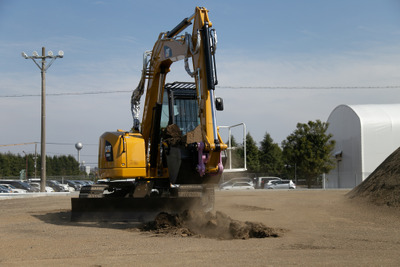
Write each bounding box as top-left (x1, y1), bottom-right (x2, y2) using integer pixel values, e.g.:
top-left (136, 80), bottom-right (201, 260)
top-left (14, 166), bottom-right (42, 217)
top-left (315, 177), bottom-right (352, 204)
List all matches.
top-left (265, 179), bottom-right (296, 189)
top-left (74, 180), bottom-right (93, 186)
top-left (0, 184), bottom-right (27, 193)
top-left (58, 182), bottom-right (72, 192)
top-left (264, 179), bottom-right (282, 187)
top-left (57, 181), bottom-right (75, 192)
top-left (258, 177), bottom-right (282, 189)
top-left (29, 182), bottom-right (55, 192)
top-left (221, 182), bottom-right (255, 190)
top-left (219, 177), bottom-right (254, 189)
top-left (0, 185), bottom-right (12, 193)
top-left (55, 180), bottom-right (75, 192)
top-left (65, 180), bottom-right (82, 191)
top-left (47, 180), bottom-right (69, 192)
top-left (0, 180), bottom-right (39, 192)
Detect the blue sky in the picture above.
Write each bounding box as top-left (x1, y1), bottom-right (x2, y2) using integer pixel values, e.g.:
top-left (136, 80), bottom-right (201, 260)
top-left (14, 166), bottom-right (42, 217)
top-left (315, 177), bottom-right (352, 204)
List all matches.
top-left (1, 0), bottom-right (400, 167)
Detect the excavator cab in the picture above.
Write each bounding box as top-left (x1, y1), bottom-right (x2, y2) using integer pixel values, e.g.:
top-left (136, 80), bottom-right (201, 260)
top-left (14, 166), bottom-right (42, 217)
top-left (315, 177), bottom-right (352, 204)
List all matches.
top-left (163, 82), bottom-right (200, 135)
top-left (163, 82), bottom-right (224, 135)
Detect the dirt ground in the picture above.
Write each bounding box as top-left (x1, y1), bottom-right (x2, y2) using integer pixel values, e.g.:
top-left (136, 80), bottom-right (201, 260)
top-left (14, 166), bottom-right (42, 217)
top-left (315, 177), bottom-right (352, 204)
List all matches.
top-left (1, 190), bottom-right (400, 266)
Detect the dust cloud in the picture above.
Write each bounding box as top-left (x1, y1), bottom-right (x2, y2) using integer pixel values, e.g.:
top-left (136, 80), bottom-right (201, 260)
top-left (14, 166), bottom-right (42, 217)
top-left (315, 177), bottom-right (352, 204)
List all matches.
top-left (140, 210), bottom-right (281, 240)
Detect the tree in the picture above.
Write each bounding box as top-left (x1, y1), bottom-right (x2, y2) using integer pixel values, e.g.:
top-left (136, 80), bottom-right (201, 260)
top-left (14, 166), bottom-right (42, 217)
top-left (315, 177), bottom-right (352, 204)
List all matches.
top-left (282, 120), bottom-right (336, 188)
top-left (259, 132), bottom-right (284, 176)
top-left (245, 132), bottom-right (260, 172)
top-left (0, 152), bottom-right (82, 178)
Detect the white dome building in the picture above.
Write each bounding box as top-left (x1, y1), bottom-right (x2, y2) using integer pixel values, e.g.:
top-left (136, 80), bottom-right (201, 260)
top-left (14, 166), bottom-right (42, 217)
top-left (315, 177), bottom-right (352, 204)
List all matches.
top-left (326, 104), bottom-right (400, 188)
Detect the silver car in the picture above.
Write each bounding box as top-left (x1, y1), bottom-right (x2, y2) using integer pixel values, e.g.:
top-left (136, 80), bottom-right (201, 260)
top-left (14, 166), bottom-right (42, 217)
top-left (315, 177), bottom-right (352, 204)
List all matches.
top-left (265, 180), bottom-right (296, 189)
top-left (222, 182), bottom-right (255, 190)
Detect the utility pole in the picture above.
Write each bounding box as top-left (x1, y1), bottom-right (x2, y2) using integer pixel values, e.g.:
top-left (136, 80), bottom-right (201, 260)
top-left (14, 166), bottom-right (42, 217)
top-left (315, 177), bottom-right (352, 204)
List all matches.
top-left (22, 47), bottom-right (63, 192)
top-left (22, 151), bottom-right (28, 180)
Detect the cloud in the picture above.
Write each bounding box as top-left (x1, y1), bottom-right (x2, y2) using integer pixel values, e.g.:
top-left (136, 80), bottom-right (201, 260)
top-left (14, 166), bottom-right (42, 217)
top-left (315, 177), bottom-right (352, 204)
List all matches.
top-left (213, 45), bottom-right (400, 144)
top-left (218, 45), bottom-right (400, 88)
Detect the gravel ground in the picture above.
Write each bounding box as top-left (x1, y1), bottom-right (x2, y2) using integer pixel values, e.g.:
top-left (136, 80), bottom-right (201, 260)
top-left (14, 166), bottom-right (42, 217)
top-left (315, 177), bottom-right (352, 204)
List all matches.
top-left (1, 189), bottom-right (400, 266)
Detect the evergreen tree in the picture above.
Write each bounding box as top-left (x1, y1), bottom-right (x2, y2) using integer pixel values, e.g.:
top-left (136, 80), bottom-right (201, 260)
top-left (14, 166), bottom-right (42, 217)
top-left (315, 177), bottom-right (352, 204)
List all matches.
top-left (0, 152), bottom-right (81, 177)
top-left (282, 120), bottom-right (336, 188)
top-left (245, 132), bottom-right (260, 172)
top-left (259, 132), bottom-right (284, 176)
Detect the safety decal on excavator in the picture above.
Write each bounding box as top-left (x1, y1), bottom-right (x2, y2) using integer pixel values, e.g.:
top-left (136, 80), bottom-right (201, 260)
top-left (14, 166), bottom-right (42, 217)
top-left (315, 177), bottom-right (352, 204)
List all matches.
top-left (105, 141), bottom-right (113, 161)
top-left (164, 46), bottom-right (172, 58)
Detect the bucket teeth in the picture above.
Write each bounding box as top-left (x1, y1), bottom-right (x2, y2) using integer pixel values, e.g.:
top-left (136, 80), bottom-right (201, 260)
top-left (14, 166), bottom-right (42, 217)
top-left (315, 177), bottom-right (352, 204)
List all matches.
top-left (79, 184), bottom-right (108, 198)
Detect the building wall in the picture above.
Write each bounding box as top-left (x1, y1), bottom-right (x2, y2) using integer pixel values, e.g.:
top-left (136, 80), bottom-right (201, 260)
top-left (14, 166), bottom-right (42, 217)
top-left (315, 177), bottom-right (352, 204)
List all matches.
top-left (326, 105), bottom-right (362, 188)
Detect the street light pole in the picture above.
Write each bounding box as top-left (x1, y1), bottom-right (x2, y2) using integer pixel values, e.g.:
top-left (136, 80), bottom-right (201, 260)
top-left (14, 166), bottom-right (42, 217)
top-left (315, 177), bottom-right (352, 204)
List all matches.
top-left (22, 47), bottom-right (63, 192)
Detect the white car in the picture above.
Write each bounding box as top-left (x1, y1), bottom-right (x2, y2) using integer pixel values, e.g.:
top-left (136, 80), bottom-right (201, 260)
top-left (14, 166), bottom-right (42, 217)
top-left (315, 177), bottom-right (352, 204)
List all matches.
top-left (263, 179), bottom-right (282, 188)
top-left (219, 178), bottom-right (254, 189)
top-left (222, 182), bottom-right (255, 190)
top-left (0, 184), bottom-right (27, 193)
top-left (258, 177), bottom-right (282, 189)
top-left (29, 182), bottom-right (55, 192)
top-left (66, 185), bottom-right (75, 192)
top-left (265, 180), bottom-right (296, 189)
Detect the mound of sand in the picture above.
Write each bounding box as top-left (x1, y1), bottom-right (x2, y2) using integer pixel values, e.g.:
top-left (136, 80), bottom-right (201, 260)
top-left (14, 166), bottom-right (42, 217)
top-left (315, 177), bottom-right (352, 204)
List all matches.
top-left (141, 210), bottom-right (281, 240)
top-left (347, 146), bottom-right (400, 206)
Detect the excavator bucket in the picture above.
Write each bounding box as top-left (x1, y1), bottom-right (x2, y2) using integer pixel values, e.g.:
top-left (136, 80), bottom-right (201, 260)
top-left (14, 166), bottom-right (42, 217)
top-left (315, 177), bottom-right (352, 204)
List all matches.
top-left (70, 185), bottom-right (214, 222)
top-left (71, 197), bottom-right (202, 222)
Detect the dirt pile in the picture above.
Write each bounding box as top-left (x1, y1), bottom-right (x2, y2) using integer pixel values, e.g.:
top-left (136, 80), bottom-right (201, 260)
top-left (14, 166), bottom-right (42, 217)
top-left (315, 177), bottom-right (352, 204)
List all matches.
top-left (140, 210), bottom-right (280, 239)
top-left (348, 146), bottom-right (400, 206)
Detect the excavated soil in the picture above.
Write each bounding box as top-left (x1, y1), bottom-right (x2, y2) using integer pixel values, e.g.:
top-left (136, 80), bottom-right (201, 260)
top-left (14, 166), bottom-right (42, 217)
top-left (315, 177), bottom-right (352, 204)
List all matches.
top-left (140, 210), bottom-right (281, 239)
top-left (2, 190), bottom-right (400, 266)
top-left (347, 146), bottom-right (400, 206)
top-left (163, 124), bottom-right (184, 146)
top-left (163, 124), bottom-right (203, 145)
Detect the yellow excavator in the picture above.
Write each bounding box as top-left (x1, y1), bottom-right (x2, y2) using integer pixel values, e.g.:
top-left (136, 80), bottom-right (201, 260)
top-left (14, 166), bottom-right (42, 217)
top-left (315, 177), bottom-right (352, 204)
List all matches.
top-left (71, 7), bottom-right (227, 221)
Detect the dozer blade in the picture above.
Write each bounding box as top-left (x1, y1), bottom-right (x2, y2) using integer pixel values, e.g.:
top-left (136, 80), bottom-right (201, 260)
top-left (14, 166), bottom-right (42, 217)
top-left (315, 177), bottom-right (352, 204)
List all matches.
top-left (71, 197), bottom-right (204, 222)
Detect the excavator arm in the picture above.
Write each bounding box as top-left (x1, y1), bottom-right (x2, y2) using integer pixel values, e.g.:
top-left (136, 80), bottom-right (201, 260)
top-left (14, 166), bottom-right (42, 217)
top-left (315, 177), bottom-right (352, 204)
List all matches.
top-left (133, 6), bottom-right (226, 180)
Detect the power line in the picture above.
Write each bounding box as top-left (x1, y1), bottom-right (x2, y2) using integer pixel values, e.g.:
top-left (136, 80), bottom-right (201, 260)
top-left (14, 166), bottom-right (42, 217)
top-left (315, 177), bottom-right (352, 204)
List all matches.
top-left (0, 142), bottom-right (97, 147)
top-left (0, 90), bottom-right (132, 98)
top-left (216, 85), bottom-right (400, 90)
top-left (0, 142), bottom-right (38, 147)
top-left (46, 142), bottom-right (98, 146)
top-left (1, 85), bottom-right (399, 98)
